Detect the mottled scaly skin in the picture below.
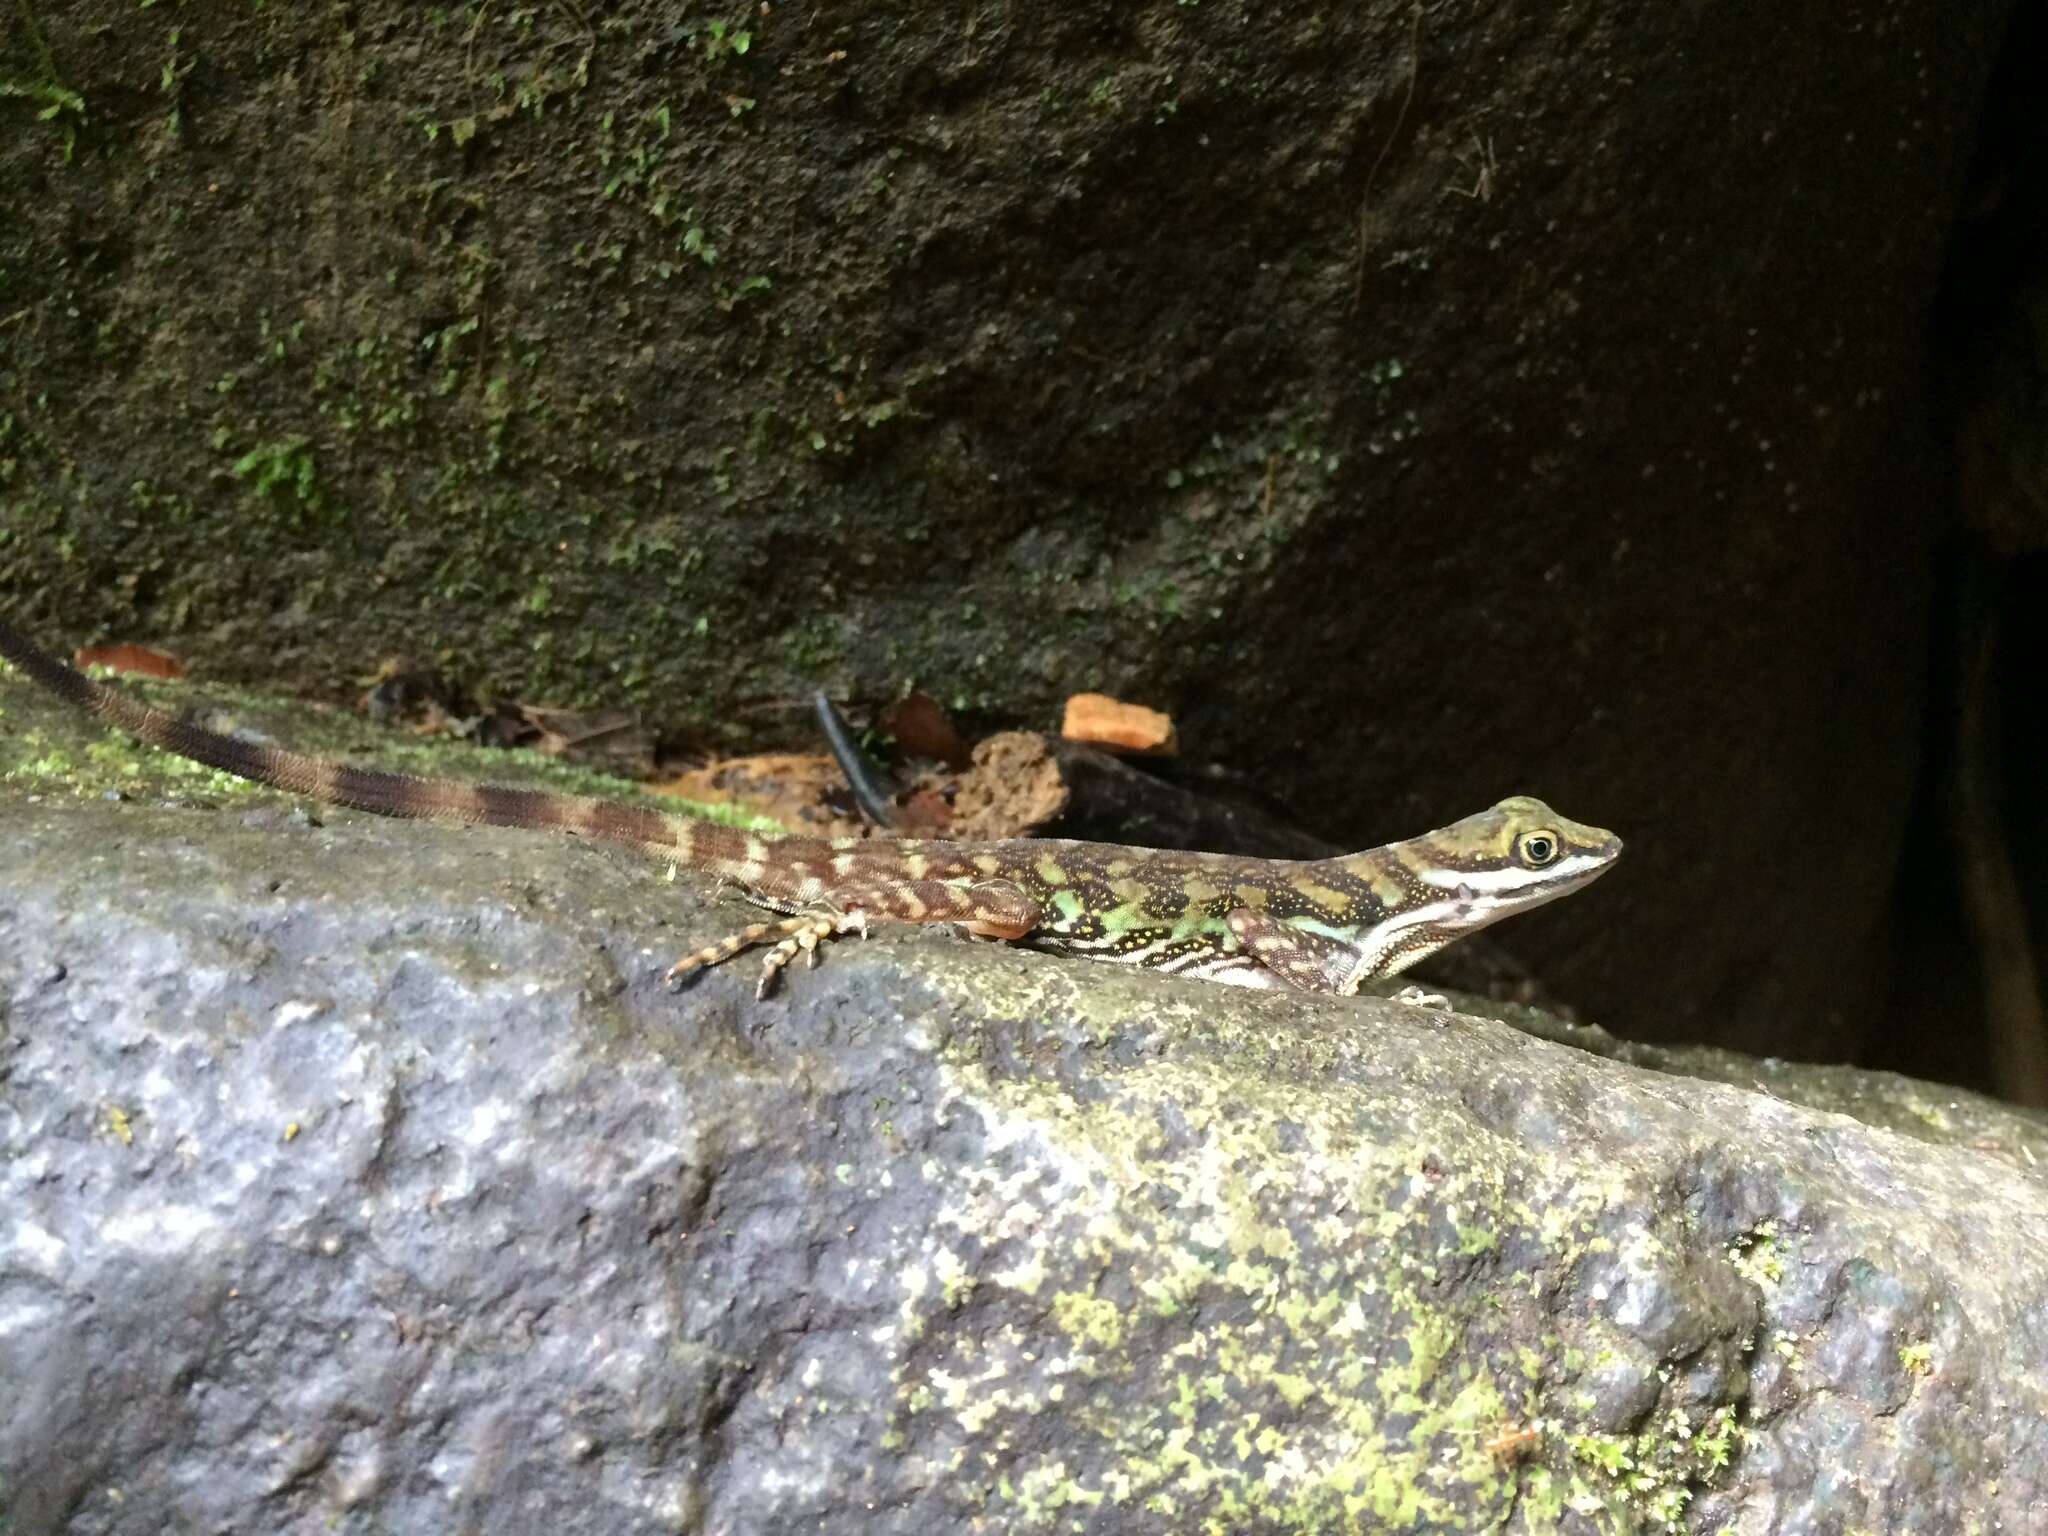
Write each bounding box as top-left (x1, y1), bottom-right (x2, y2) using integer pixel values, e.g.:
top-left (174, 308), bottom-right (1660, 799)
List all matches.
top-left (0, 618), bottom-right (1622, 997)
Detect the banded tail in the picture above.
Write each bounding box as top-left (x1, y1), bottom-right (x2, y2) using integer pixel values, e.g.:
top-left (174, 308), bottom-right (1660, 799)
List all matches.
top-left (0, 615), bottom-right (756, 869)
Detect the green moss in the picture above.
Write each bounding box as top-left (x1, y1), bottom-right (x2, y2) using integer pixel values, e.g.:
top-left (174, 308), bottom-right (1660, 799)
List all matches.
top-left (1562, 1405), bottom-right (1740, 1531)
top-left (883, 1053), bottom-right (1528, 1523)
top-left (1728, 1219), bottom-right (1786, 1286)
top-left (1051, 1289), bottom-right (1128, 1356)
top-left (843, 960), bottom-right (1760, 1531)
top-left (3, 719), bottom-right (260, 802)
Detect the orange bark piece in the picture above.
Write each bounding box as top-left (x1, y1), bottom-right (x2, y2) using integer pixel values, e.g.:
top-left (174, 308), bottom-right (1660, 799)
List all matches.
top-left (1060, 692), bottom-right (1177, 755)
top-left (73, 643), bottom-right (186, 681)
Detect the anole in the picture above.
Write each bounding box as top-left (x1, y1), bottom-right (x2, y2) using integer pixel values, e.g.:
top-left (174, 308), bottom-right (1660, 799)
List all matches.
top-left (0, 618), bottom-right (1621, 998)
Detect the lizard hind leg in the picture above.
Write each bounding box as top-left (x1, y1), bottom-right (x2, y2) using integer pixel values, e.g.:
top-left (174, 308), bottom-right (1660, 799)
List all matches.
top-left (666, 877), bottom-right (1039, 998)
top-left (754, 910), bottom-right (865, 998)
top-left (665, 910), bottom-right (868, 999)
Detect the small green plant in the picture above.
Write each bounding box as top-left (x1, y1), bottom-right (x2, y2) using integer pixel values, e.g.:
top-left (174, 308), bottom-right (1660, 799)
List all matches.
top-left (702, 19), bottom-right (752, 60)
top-left (0, 79), bottom-right (86, 160)
top-left (682, 220), bottom-right (718, 266)
top-left (717, 274), bottom-right (771, 311)
top-left (158, 25), bottom-right (193, 135)
top-left (231, 437), bottom-right (320, 505)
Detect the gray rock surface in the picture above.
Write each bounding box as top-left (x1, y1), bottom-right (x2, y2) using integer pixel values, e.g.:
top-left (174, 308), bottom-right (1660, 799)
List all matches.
top-left (2, 785), bottom-right (2045, 1535)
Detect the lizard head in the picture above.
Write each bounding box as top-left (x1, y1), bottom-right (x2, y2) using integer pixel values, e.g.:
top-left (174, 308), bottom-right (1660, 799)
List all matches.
top-left (1441, 798), bottom-right (1630, 897)
top-left (1413, 796), bottom-right (1623, 915)
top-left (1332, 796), bottom-right (1622, 983)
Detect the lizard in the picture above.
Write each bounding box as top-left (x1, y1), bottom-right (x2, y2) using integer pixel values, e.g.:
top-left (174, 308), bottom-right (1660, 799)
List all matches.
top-left (0, 616), bottom-right (1622, 999)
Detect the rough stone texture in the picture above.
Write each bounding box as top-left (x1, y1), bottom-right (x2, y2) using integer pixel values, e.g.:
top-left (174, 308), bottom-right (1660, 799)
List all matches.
top-left (3, 791), bottom-right (2046, 1531)
top-left (0, 0), bottom-right (2017, 1065)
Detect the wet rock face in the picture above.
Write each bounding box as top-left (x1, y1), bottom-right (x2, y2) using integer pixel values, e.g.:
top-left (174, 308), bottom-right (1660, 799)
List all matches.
top-left (1, 793), bottom-right (2044, 1535)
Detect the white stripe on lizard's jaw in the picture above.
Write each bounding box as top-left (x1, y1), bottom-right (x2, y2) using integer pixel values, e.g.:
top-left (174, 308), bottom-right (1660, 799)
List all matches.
top-left (1416, 850), bottom-right (1612, 896)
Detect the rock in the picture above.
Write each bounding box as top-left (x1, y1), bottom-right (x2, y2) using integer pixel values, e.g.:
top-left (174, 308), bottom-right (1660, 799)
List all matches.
top-left (1, 789), bottom-right (2043, 1535)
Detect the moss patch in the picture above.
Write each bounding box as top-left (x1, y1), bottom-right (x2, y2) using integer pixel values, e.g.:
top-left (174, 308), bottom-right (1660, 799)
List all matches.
top-left (855, 965), bottom-right (1753, 1532)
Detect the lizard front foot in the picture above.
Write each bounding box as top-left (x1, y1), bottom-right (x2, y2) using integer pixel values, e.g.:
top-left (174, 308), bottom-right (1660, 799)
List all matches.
top-left (1392, 984), bottom-right (1453, 1011)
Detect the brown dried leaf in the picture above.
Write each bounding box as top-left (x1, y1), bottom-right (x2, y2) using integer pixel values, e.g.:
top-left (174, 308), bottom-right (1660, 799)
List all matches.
top-left (879, 691), bottom-right (971, 769)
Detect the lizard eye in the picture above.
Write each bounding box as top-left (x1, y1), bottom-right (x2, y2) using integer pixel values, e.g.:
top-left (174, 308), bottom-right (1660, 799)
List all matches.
top-left (1519, 831), bottom-right (1559, 866)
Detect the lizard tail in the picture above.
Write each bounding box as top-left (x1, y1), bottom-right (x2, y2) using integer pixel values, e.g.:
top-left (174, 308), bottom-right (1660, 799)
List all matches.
top-left (0, 615), bottom-right (709, 857)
